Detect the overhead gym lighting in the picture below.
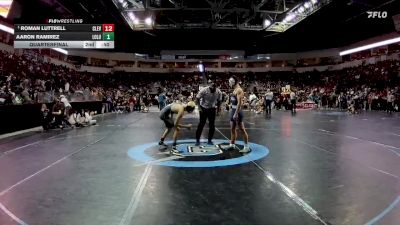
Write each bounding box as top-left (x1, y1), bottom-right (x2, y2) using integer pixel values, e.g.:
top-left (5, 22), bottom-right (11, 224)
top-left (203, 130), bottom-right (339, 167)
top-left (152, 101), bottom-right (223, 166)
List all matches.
top-left (265, 0), bottom-right (331, 32)
top-left (264, 19), bottom-right (271, 27)
top-left (113, 0), bottom-right (331, 32)
top-left (0, 23), bottom-right (14, 34)
top-left (145, 17), bottom-right (153, 25)
top-left (339, 36), bottom-right (400, 56)
top-left (284, 14), bottom-right (296, 23)
top-left (198, 63), bottom-right (204, 73)
top-left (52, 48), bottom-right (68, 55)
top-left (128, 12), bottom-right (135, 20)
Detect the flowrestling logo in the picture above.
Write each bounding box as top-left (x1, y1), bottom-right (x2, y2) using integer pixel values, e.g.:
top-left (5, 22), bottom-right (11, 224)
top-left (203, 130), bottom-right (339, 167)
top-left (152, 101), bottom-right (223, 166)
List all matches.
top-left (367, 11), bottom-right (388, 19)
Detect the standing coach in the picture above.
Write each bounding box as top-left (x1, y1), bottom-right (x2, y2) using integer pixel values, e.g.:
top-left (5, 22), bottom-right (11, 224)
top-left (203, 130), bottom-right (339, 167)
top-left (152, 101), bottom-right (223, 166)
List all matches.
top-left (195, 82), bottom-right (222, 146)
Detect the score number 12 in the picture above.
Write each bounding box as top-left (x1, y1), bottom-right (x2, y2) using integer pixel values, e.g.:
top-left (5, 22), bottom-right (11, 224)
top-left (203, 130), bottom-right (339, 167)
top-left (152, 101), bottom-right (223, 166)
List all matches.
top-left (103, 24), bottom-right (115, 32)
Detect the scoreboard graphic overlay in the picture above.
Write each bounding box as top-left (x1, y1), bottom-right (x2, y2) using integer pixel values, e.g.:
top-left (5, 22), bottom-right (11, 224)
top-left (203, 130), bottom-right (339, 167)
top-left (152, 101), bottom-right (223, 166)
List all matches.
top-left (14, 21), bottom-right (115, 49)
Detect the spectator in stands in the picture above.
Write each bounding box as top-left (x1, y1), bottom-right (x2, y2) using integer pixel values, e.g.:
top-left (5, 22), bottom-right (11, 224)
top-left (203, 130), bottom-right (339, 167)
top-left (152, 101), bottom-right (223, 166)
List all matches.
top-left (158, 92), bottom-right (167, 110)
top-left (129, 95), bottom-right (136, 112)
top-left (387, 90), bottom-right (395, 114)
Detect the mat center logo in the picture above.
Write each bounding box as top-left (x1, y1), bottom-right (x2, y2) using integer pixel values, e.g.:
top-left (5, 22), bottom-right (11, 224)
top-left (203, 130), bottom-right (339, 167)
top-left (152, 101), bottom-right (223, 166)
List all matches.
top-left (179, 144), bottom-right (223, 156)
top-left (127, 139), bottom-right (269, 168)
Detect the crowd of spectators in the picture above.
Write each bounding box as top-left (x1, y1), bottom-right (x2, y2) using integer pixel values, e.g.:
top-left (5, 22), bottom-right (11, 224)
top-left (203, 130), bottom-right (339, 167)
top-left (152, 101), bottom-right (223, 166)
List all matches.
top-left (0, 50), bottom-right (102, 104)
top-left (253, 60), bottom-right (400, 113)
top-left (1, 50), bottom-right (399, 115)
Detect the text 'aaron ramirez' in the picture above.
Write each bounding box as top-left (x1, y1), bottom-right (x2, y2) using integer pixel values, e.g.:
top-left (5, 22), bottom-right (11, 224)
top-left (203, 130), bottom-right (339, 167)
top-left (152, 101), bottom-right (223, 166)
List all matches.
top-left (16, 35), bottom-right (60, 40)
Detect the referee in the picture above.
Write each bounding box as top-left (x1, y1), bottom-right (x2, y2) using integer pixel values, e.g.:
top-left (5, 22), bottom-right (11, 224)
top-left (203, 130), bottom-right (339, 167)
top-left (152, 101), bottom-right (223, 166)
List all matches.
top-left (195, 82), bottom-right (222, 146)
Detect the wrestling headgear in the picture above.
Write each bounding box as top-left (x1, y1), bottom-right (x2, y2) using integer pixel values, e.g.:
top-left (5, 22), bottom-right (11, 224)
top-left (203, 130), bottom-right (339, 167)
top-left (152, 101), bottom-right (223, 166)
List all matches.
top-left (229, 77), bottom-right (236, 87)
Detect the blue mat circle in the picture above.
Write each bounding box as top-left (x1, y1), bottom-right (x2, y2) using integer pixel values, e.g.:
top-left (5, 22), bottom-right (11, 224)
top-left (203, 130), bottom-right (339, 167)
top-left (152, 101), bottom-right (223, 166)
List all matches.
top-left (127, 139), bottom-right (269, 168)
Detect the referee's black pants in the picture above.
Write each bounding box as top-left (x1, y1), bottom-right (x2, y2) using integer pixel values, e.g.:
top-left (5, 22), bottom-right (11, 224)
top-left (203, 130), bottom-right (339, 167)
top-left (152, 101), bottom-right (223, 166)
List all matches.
top-left (196, 107), bottom-right (216, 142)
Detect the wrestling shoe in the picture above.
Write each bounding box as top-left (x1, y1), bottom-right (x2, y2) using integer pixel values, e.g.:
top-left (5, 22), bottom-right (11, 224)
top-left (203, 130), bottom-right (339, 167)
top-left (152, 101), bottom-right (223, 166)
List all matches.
top-left (159, 140), bottom-right (168, 146)
top-left (239, 146), bottom-right (251, 153)
top-left (170, 145), bottom-right (182, 155)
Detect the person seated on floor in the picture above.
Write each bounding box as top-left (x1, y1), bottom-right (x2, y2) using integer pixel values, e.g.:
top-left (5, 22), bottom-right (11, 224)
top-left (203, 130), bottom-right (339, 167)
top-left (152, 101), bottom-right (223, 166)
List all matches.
top-left (249, 92), bottom-right (258, 111)
top-left (81, 109), bottom-right (97, 126)
top-left (255, 98), bottom-right (264, 114)
top-left (115, 97), bottom-right (125, 113)
top-left (140, 100), bottom-right (149, 112)
top-left (68, 109), bottom-right (83, 127)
